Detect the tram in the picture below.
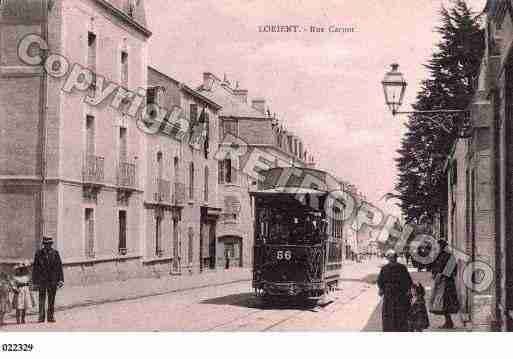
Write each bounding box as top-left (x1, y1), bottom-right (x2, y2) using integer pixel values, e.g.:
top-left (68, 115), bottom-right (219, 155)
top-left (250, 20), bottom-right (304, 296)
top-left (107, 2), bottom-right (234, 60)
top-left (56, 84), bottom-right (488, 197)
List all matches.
top-left (251, 167), bottom-right (345, 300)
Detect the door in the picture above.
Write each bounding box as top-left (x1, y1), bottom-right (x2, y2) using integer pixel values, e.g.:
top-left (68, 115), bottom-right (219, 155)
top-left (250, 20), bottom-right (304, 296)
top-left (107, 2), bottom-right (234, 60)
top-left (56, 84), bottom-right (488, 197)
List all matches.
top-left (172, 218), bottom-right (181, 273)
top-left (208, 220), bottom-right (216, 269)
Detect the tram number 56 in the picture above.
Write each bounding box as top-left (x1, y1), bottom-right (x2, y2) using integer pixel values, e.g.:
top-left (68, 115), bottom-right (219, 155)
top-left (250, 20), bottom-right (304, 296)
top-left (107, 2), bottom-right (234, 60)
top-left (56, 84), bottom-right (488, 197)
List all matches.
top-left (276, 250), bottom-right (292, 260)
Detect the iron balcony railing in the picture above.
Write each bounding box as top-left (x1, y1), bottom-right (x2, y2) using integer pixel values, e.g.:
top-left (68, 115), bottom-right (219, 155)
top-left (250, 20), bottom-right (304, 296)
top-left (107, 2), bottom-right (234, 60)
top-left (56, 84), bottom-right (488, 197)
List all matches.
top-left (117, 162), bottom-right (137, 189)
top-left (83, 155), bottom-right (105, 184)
top-left (154, 178), bottom-right (171, 203)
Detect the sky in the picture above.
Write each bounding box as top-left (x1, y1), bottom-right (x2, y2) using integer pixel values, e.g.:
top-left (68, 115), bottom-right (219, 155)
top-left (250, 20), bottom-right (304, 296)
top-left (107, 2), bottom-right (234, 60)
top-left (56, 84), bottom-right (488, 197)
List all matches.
top-left (146, 0), bottom-right (487, 218)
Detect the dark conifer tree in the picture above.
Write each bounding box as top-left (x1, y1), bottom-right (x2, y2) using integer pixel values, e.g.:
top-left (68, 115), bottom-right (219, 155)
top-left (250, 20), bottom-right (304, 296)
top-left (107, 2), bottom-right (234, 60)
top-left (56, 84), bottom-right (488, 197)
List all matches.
top-left (394, 0), bottom-right (484, 223)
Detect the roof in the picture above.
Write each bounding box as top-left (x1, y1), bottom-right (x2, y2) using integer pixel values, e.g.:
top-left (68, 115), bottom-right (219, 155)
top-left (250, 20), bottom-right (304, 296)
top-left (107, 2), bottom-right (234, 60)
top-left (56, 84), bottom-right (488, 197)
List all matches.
top-left (148, 66), bottom-right (222, 110)
top-left (197, 82), bottom-right (269, 119)
top-left (95, 0), bottom-right (151, 37)
top-left (181, 84), bottom-right (222, 110)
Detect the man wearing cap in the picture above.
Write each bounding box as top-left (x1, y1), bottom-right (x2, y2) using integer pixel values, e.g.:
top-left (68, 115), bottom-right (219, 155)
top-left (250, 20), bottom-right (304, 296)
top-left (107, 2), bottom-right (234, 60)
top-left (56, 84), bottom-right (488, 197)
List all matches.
top-left (377, 249), bottom-right (413, 331)
top-left (32, 236), bottom-right (64, 323)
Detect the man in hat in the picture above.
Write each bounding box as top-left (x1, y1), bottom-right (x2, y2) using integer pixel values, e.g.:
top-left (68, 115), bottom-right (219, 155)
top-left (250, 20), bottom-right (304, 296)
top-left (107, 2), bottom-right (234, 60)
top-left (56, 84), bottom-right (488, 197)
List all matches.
top-left (32, 236), bottom-right (64, 323)
top-left (377, 249), bottom-right (413, 331)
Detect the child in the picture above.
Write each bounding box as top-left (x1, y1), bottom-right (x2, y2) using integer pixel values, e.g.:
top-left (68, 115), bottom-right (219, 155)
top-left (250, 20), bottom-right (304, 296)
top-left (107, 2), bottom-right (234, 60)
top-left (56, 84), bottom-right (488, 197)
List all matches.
top-left (12, 261), bottom-right (35, 324)
top-left (0, 272), bottom-right (14, 327)
top-left (409, 283), bottom-right (430, 332)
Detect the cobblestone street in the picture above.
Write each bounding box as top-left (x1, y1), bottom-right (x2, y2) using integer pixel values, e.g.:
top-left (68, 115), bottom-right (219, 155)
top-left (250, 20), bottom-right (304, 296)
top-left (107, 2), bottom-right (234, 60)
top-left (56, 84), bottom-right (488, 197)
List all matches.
top-left (2, 261), bottom-right (385, 332)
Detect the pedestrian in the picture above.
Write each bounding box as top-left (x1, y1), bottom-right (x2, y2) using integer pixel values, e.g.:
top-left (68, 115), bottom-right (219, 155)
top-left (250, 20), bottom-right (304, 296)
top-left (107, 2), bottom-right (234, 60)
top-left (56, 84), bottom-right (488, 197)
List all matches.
top-left (377, 249), bottom-right (413, 332)
top-left (32, 236), bottom-right (64, 323)
top-left (0, 272), bottom-right (14, 328)
top-left (429, 239), bottom-right (459, 329)
top-left (12, 261), bottom-right (35, 324)
top-left (408, 283), bottom-right (430, 332)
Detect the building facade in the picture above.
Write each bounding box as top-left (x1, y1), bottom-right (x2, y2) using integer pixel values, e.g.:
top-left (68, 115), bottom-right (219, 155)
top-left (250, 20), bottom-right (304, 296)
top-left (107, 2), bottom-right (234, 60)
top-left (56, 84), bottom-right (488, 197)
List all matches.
top-left (197, 73), bottom-right (315, 268)
top-left (0, 0), bottom-right (153, 284)
top-left (483, 0), bottom-right (513, 330)
top-left (443, 0), bottom-right (501, 330)
top-left (145, 66), bottom-right (223, 275)
top-left (0, 1), bottom-right (324, 286)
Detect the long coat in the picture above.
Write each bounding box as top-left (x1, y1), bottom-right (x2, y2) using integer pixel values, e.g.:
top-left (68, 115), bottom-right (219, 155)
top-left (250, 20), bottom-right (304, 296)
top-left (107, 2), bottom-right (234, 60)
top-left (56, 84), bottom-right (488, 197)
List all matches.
top-left (32, 248), bottom-right (64, 288)
top-left (377, 261), bottom-right (413, 332)
top-left (430, 251), bottom-right (459, 314)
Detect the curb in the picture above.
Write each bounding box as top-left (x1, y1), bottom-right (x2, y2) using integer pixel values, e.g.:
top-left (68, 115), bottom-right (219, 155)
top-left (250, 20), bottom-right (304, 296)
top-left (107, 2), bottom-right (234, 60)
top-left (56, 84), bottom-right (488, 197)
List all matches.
top-left (6, 275), bottom-right (252, 320)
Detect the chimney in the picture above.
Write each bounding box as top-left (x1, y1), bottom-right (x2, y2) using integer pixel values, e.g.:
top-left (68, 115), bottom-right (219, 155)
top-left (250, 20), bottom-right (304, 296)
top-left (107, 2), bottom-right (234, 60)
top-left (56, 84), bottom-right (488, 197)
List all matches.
top-left (233, 89), bottom-right (248, 104)
top-left (252, 98), bottom-right (266, 114)
top-left (202, 72), bottom-right (217, 90)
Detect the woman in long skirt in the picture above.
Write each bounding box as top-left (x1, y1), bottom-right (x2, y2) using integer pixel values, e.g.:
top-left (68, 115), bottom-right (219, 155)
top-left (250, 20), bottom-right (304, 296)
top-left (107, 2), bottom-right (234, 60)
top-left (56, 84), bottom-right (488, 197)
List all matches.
top-left (430, 240), bottom-right (459, 329)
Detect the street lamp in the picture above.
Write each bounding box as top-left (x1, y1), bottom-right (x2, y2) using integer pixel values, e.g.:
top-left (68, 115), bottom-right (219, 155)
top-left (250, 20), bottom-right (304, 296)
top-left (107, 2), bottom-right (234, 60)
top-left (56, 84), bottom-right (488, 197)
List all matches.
top-left (381, 63), bottom-right (407, 116)
top-left (381, 63), bottom-right (470, 137)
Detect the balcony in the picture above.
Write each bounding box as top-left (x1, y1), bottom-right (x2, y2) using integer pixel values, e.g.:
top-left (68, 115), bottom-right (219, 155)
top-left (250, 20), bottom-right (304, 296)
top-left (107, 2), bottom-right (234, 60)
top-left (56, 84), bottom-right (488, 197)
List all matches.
top-left (173, 182), bottom-right (186, 205)
top-left (117, 162), bottom-right (137, 189)
top-left (83, 155), bottom-right (105, 185)
top-left (154, 178), bottom-right (171, 203)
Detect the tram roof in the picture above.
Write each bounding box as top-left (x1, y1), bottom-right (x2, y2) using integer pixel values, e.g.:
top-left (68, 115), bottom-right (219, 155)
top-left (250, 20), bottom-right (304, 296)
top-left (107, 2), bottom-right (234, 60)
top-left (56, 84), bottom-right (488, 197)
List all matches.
top-left (257, 167), bottom-right (341, 192)
top-left (250, 187), bottom-right (327, 196)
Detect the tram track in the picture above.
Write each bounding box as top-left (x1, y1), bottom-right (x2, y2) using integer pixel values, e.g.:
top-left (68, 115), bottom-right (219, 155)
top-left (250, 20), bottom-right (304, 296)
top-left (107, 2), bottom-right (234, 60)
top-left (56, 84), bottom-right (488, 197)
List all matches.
top-left (203, 292), bottom-right (341, 332)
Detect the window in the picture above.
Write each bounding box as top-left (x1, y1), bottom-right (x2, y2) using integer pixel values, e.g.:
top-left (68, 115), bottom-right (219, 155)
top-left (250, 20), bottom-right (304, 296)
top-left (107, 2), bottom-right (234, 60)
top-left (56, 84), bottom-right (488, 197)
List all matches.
top-left (189, 162), bottom-right (194, 199)
top-left (88, 32), bottom-right (97, 93)
top-left (218, 159), bottom-right (237, 184)
top-left (190, 104), bottom-right (198, 123)
top-left (204, 166), bottom-right (209, 202)
top-left (121, 51), bottom-right (128, 87)
top-left (85, 208), bottom-right (95, 258)
top-left (221, 119), bottom-right (238, 140)
top-left (287, 136), bottom-right (293, 153)
top-left (87, 32), bottom-right (96, 70)
top-left (118, 210), bottom-right (127, 253)
top-left (157, 151), bottom-right (163, 179)
top-left (188, 227), bottom-right (194, 264)
top-left (173, 156), bottom-right (180, 181)
top-left (119, 127), bottom-right (127, 163)
top-left (86, 115), bottom-right (95, 155)
top-left (146, 87), bottom-right (158, 106)
top-left (155, 214), bottom-right (162, 256)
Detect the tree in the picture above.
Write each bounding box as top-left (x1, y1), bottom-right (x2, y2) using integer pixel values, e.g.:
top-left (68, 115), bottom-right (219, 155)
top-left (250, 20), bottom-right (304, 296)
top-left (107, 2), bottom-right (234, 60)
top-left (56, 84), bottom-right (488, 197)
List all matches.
top-left (394, 0), bottom-right (484, 223)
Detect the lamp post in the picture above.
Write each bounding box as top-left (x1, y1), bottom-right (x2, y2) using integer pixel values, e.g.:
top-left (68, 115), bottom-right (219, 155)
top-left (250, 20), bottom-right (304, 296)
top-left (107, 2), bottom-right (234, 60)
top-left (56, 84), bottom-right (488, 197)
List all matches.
top-left (381, 63), bottom-right (471, 138)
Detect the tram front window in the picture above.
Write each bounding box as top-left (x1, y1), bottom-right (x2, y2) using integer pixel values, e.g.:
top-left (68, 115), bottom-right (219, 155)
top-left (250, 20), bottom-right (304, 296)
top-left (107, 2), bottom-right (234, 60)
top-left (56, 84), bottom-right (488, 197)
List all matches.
top-left (257, 209), bottom-right (325, 245)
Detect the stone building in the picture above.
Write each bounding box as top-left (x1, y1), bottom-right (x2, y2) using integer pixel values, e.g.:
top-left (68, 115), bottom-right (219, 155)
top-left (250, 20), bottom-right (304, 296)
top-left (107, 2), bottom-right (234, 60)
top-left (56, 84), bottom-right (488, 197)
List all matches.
top-left (0, 0), bottom-right (152, 284)
top-left (481, 0), bottom-right (513, 330)
top-left (443, 0), bottom-right (500, 330)
top-left (145, 66), bottom-right (222, 275)
top-left (196, 73), bottom-right (315, 268)
top-left (0, 1), bottom-right (321, 285)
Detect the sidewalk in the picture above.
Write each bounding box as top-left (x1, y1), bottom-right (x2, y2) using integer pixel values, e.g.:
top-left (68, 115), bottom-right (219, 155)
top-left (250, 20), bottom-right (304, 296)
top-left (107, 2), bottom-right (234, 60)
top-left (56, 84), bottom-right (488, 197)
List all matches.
top-left (11, 267), bottom-right (252, 318)
top-left (362, 268), bottom-right (470, 331)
